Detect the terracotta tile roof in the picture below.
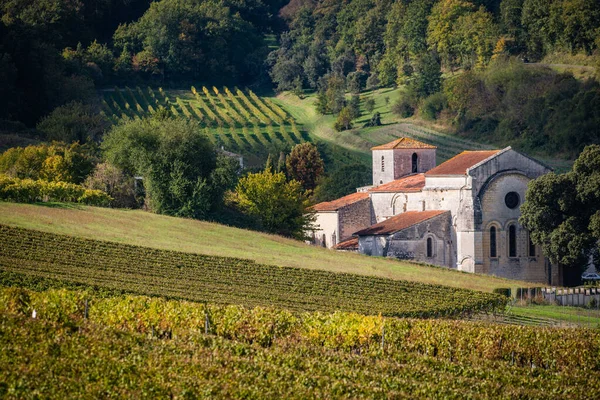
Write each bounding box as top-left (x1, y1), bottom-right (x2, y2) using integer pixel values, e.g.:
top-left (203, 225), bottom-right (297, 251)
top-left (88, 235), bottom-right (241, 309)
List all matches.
top-left (370, 174), bottom-right (425, 193)
top-left (333, 237), bottom-right (359, 250)
top-left (425, 150), bottom-right (501, 176)
top-left (354, 210), bottom-right (449, 236)
top-left (371, 137), bottom-right (437, 150)
top-left (312, 192), bottom-right (369, 212)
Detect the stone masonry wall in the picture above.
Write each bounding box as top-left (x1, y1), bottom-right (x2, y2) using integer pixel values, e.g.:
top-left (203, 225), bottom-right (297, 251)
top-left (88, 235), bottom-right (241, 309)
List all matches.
top-left (338, 198), bottom-right (373, 241)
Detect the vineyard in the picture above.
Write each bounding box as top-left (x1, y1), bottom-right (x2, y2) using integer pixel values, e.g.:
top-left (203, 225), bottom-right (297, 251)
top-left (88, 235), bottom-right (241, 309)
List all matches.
top-left (101, 86), bottom-right (308, 166)
top-left (1, 287), bottom-right (599, 398)
top-left (0, 224), bottom-right (506, 318)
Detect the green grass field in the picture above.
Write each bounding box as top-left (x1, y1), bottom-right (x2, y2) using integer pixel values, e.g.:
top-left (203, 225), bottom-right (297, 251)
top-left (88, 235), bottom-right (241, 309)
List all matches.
top-left (0, 202), bottom-right (537, 293)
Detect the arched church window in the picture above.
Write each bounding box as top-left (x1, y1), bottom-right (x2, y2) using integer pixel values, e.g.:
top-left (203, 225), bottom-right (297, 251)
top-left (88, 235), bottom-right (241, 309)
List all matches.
top-left (490, 226), bottom-right (497, 257)
top-left (528, 232), bottom-right (535, 257)
top-left (381, 156), bottom-right (385, 172)
top-left (508, 225), bottom-right (517, 257)
top-left (412, 153), bottom-right (418, 173)
top-left (426, 237), bottom-right (433, 258)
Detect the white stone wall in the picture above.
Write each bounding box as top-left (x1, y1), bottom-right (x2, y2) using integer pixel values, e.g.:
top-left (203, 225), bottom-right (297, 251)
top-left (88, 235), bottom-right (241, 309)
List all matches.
top-left (312, 212), bottom-right (339, 248)
top-left (372, 150), bottom-right (395, 186)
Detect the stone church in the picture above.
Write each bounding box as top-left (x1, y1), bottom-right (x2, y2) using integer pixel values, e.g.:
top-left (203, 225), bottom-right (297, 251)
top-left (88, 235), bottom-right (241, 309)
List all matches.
top-left (310, 137), bottom-right (562, 285)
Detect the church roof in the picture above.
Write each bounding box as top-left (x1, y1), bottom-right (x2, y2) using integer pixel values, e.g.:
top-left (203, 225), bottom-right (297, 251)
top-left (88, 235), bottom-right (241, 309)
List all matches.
top-left (370, 173), bottom-right (426, 193)
top-left (334, 237), bottom-right (359, 250)
top-left (425, 150), bottom-right (501, 176)
top-left (371, 137), bottom-right (437, 150)
top-left (312, 192), bottom-right (369, 212)
top-left (354, 210), bottom-right (449, 236)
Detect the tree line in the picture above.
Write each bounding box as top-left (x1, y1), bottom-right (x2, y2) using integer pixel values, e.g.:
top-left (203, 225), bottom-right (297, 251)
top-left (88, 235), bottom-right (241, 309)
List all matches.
top-left (0, 0), bottom-right (287, 126)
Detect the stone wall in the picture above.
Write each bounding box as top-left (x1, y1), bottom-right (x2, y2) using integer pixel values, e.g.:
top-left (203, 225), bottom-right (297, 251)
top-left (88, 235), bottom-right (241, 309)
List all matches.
top-left (478, 172), bottom-right (550, 284)
top-left (358, 211), bottom-right (453, 267)
top-left (372, 148), bottom-right (436, 186)
top-left (337, 198), bottom-right (374, 241)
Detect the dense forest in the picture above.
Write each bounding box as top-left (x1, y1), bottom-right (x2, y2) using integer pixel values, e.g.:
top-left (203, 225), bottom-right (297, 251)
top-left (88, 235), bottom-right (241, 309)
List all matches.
top-left (269, 0), bottom-right (600, 157)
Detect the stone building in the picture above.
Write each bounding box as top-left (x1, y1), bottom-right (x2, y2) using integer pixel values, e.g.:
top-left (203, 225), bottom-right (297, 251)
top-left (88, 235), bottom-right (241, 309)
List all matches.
top-left (310, 137), bottom-right (560, 285)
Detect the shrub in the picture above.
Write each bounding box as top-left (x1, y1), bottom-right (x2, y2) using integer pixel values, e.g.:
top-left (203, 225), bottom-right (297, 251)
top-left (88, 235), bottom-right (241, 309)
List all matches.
top-left (419, 92), bottom-right (447, 121)
top-left (392, 98), bottom-right (415, 118)
top-left (84, 163), bottom-right (138, 208)
top-left (492, 288), bottom-right (511, 298)
top-left (0, 174), bottom-right (111, 206)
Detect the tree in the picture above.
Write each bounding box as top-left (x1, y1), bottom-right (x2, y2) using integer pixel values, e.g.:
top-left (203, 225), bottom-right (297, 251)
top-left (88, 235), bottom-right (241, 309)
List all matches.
top-left (410, 53), bottom-right (442, 98)
top-left (365, 98), bottom-right (376, 113)
top-left (334, 106), bottom-right (355, 132)
top-left (83, 162), bottom-right (138, 208)
top-left (234, 169), bottom-right (312, 239)
top-left (36, 102), bottom-right (108, 144)
top-left (285, 143), bottom-right (325, 192)
top-left (102, 118), bottom-right (221, 219)
top-left (113, 0), bottom-right (266, 84)
top-left (427, 0), bottom-right (475, 70)
top-left (313, 163), bottom-right (371, 202)
top-left (520, 145), bottom-right (600, 277)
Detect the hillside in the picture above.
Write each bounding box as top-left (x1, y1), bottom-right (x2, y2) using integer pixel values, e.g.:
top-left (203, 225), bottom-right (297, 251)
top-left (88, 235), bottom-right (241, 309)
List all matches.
top-left (0, 202), bottom-right (536, 293)
top-left (272, 89), bottom-right (574, 172)
top-left (101, 86), bottom-right (307, 167)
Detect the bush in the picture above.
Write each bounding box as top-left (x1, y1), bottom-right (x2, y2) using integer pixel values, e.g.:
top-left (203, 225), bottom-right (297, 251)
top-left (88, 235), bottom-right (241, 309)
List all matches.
top-left (346, 71), bottom-right (368, 94)
top-left (0, 174), bottom-right (112, 206)
top-left (366, 73), bottom-right (380, 90)
top-left (492, 288), bottom-right (511, 298)
top-left (36, 102), bottom-right (108, 144)
top-left (84, 163), bottom-right (138, 208)
top-left (419, 92), bottom-right (447, 121)
top-left (392, 98), bottom-right (415, 118)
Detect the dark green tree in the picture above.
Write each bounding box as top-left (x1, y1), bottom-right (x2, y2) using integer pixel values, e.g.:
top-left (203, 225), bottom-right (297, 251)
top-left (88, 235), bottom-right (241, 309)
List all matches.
top-left (520, 145), bottom-right (600, 278)
top-left (285, 143), bottom-right (325, 192)
top-left (102, 118), bottom-right (221, 219)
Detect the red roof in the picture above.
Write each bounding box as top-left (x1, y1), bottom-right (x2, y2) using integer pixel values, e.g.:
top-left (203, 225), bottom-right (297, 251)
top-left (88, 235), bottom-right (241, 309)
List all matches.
top-left (354, 210), bottom-right (449, 236)
top-left (312, 192), bottom-right (369, 212)
top-left (371, 137), bottom-right (437, 150)
top-left (370, 174), bottom-right (425, 193)
top-left (334, 237), bottom-right (359, 250)
top-left (425, 150), bottom-right (500, 176)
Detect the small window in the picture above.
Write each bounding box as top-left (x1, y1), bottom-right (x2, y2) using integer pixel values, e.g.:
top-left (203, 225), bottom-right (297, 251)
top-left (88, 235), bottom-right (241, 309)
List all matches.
top-left (321, 234), bottom-right (326, 248)
top-left (332, 232), bottom-right (337, 247)
top-left (505, 192), bottom-right (520, 209)
top-left (412, 153), bottom-right (418, 173)
top-left (381, 156), bottom-right (385, 172)
top-left (426, 237), bottom-right (433, 258)
top-left (528, 233), bottom-right (535, 257)
top-left (490, 226), bottom-right (497, 258)
top-left (508, 225), bottom-right (517, 257)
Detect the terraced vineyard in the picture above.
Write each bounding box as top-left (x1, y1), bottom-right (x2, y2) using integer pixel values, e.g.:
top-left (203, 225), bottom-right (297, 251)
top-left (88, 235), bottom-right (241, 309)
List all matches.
top-left (101, 86), bottom-right (308, 165)
top-left (0, 225), bottom-right (506, 317)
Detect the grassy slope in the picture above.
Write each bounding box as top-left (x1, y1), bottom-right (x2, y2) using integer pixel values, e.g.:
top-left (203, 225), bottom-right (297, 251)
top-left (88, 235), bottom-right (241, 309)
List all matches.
top-left (272, 89), bottom-right (574, 172)
top-left (0, 202), bottom-right (537, 293)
